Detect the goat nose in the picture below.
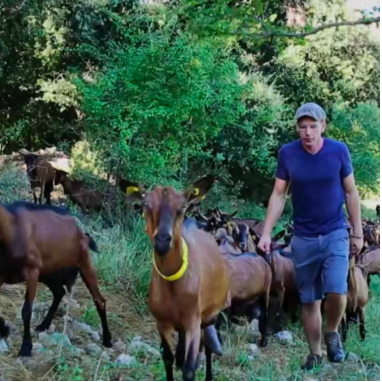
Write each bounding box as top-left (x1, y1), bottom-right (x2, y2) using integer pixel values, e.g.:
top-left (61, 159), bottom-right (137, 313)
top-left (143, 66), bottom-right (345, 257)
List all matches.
top-left (154, 232), bottom-right (172, 257)
top-left (239, 242), bottom-right (246, 251)
top-left (155, 232), bottom-right (172, 244)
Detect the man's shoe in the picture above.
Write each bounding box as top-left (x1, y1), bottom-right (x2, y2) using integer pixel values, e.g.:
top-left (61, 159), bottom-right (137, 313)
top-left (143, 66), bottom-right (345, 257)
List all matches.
top-left (325, 332), bottom-right (345, 362)
top-left (301, 353), bottom-right (323, 371)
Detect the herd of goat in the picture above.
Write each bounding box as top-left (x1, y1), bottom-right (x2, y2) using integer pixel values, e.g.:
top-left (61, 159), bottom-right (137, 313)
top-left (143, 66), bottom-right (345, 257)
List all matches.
top-left (0, 150), bottom-right (379, 381)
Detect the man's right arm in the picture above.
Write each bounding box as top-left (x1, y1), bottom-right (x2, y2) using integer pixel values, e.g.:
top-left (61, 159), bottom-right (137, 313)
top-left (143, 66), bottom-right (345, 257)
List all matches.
top-left (262, 178), bottom-right (289, 236)
top-left (258, 146), bottom-right (290, 252)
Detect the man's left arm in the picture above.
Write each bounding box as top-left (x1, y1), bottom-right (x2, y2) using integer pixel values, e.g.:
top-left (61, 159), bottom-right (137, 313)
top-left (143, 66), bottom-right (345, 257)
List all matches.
top-left (341, 144), bottom-right (363, 255)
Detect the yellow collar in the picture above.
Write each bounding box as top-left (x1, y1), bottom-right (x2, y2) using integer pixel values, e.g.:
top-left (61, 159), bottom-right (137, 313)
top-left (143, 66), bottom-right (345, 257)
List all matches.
top-left (153, 237), bottom-right (189, 281)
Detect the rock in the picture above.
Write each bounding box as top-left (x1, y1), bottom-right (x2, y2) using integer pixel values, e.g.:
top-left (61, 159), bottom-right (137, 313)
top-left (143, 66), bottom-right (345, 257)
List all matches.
top-left (346, 352), bottom-right (360, 362)
top-left (0, 339), bottom-right (9, 353)
top-left (318, 363), bottom-right (337, 379)
top-left (113, 340), bottom-right (126, 353)
top-left (47, 324), bottom-right (56, 334)
top-left (8, 322), bottom-right (19, 336)
top-left (65, 346), bottom-right (84, 358)
top-left (66, 298), bottom-right (80, 309)
top-left (246, 343), bottom-right (260, 357)
top-left (249, 319), bottom-right (259, 333)
top-left (115, 354), bottom-right (136, 367)
top-left (32, 342), bottom-right (46, 352)
top-left (17, 351), bottom-right (55, 371)
top-left (46, 147), bottom-right (57, 155)
top-left (274, 330), bottom-right (294, 345)
top-left (85, 343), bottom-right (103, 357)
top-left (73, 321), bottom-right (100, 341)
top-left (101, 351), bottom-right (111, 362)
top-left (16, 302), bottom-right (50, 321)
top-left (128, 338), bottom-right (160, 358)
top-left (38, 332), bottom-right (71, 348)
top-left (195, 351), bottom-right (206, 369)
top-left (247, 356), bottom-right (255, 361)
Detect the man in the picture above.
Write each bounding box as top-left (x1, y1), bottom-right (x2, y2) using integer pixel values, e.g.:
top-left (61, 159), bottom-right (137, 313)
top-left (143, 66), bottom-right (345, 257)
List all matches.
top-left (258, 103), bottom-right (363, 370)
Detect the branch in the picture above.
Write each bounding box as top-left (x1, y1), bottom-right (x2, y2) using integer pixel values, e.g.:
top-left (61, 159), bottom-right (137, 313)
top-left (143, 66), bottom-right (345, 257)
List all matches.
top-left (254, 16), bottom-right (380, 38)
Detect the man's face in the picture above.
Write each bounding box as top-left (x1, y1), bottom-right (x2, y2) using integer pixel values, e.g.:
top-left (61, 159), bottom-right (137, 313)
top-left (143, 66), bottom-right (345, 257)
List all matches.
top-left (296, 116), bottom-right (326, 148)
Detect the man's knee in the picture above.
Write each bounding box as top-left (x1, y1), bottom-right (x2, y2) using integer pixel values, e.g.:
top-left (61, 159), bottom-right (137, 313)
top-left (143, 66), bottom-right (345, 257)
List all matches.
top-left (302, 301), bottom-right (321, 314)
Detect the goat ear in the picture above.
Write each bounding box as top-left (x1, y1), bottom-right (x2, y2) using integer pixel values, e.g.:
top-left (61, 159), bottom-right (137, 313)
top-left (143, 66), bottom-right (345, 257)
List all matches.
top-left (184, 174), bottom-right (215, 205)
top-left (18, 149), bottom-right (30, 156)
top-left (119, 179), bottom-right (145, 201)
top-left (229, 210), bottom-right (238, 218)
top-left (226, 235), bottom-right (235, 244)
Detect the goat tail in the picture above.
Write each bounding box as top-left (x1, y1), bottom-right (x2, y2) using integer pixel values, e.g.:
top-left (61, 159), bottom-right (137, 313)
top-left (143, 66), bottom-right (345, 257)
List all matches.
top-left (86, 233), bottom-right (99, 252)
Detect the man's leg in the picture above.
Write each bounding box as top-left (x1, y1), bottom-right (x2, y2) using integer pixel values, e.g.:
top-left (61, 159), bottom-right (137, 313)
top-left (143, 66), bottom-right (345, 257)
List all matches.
top-left (291, 235), bottom-right (324, 370)
top-left (302, 300), bottom-right (322, 355)
top-left (322, 228), bottom-right (349, 362)
top-left (324, 293), bottom-right (346, 332)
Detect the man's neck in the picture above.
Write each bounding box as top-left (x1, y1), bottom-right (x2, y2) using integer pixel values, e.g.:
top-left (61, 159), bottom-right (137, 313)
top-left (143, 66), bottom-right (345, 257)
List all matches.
top-left (302, 137), bottom-right (324, 154)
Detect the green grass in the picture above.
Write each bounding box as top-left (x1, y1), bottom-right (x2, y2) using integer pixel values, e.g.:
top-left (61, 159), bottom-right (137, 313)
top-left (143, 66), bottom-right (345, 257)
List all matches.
top-left (0, 162), bottom-right (380, 381)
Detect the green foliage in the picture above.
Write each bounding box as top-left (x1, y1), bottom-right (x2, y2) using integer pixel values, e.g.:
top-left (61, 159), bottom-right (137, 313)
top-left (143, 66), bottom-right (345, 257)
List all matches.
top-left (77, 24), bottom-right (246, 185)
top-left (0, 0), bottom-right (380, 196)
top-left (273, 1), bottom-right (380, 110)
top-left (327, 102), bottom-right (380, 195)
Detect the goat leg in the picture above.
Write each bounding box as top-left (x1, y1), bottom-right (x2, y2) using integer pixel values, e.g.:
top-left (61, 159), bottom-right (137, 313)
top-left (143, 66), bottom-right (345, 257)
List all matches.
top-left (32, 188), bottom-right (38, 204)
top-left (258, 295), bottom-right (268, 347)
top-left (0, 281), bottom-right (9, 339)
top-left (203, 324), bottom-right (222, 356)
top-left (158, 325), bottom-right (175, 381)
top-left (39, 182), bottom-right (45, 204)
top-left (18, 268), bottom-right (39, 357)
top-left (205, 344), bottom-right (213, 381)
top-left (183, 319), bottom-right (202, 381)
top-left (36, 283), bottom-right (66, 332)
top-left (340, 315), bottom-right (348, 343)
top-left (358, 308), bottom-right (366, 341)
top-left (175, 331), bottom-right (185, 370)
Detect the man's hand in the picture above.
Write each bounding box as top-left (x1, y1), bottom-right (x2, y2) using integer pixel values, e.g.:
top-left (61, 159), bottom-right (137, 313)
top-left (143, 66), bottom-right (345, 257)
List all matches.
top-left (350, 235), bottom-right (363, 257)
top-left (258, 233), bottom-right (272, 254)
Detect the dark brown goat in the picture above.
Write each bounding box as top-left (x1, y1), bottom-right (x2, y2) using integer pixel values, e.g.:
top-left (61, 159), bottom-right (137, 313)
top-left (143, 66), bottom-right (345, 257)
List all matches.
top-left (54, 170), bottom-right (104, 213)
top-left (0, 201), bottom-right (112, 357)
top-left (122, 175), bottom-right (231, 381)
top-left (19, 151), bottom-right (55, 204)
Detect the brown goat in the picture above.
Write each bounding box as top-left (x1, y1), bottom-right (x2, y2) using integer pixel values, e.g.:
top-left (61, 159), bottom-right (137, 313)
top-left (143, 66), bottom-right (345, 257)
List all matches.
top-left (342, 264), bottom-right (369, 342)
top-left (228, 222), bottom-right (257, 253)
top-left (19, 151), bottom-right (55, 204)
top-left (214, 228), bottom-right (271, 347)
top-left (357, 246), bottom-right (380, 286)
top-left (122, 175), bottom-right (231, 381)
top-left (54, 170), bottom-right (104, 213)
top-left (0, 201), bottom-right (112, 357)
top-left (215, 227), bottom-right (242, 255)
top-left (253, 231), bottom-right (299, 324)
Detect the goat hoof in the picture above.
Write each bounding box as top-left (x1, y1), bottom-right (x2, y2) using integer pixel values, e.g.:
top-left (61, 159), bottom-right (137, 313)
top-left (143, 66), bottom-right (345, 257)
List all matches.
top-left (0, 324), bottom-right (10, 339)
top-left (103, 338), bottom-right (112, 348)
top-left (259, 338), bottom-right (268, 348)
top-left (35, 323), bottom-right (49, 332)
top-left (18, 344), bottom-right (32, 358)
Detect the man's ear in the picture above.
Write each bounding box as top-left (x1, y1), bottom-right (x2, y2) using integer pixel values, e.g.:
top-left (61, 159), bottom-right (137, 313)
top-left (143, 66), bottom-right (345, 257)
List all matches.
top-left (184, 174), bottom-right (215, 205)
top-left (119, 179), bottom-right (146, 201)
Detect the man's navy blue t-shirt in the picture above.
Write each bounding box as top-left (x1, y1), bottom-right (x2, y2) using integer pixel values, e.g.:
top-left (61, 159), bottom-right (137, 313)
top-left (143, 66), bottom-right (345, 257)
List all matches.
top-left (276, 138), bottom-right (353, 237)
